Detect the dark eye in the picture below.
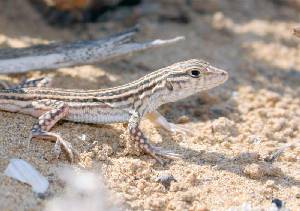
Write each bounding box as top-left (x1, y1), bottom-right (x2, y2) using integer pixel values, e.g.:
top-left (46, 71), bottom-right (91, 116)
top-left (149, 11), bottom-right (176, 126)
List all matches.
top-left (190, 70), bottom-right (200, 78)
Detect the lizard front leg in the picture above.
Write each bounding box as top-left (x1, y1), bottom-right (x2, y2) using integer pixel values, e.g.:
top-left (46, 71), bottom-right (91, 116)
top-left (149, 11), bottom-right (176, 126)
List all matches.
top-left (128, 111), bottom-right (182, 165)
top-left (146, 111), bottom-right (194, 136)
top-left (30, 100), bottom-right (78, 162)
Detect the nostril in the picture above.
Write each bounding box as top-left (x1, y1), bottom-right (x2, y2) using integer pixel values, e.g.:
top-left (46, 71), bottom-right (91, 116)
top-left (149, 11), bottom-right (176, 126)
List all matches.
top-left (221, 71), bottom-right (227, 76)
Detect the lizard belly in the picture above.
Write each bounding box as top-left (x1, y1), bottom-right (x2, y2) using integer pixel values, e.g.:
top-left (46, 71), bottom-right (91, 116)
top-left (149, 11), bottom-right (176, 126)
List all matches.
top-left (65, 106), bottom-right (130, 124)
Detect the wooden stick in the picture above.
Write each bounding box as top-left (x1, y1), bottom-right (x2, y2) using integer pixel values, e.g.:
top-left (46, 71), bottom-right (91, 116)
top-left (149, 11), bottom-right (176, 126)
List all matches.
top-left (0, 27), bottom-right (184, 74)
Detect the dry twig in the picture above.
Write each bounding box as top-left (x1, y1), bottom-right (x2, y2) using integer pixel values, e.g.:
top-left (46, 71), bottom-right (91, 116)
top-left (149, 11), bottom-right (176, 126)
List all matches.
top-left (0, 27), bottom-right (184, 74)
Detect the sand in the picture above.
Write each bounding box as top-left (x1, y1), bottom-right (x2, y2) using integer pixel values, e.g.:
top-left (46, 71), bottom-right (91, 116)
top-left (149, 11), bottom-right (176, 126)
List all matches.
top-left (0, 0), bottom-right (299, 210)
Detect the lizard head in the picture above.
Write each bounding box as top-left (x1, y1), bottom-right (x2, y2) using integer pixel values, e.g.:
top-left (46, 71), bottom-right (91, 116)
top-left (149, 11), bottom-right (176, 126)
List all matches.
top-left (163, 59), bottom-right (228, 102)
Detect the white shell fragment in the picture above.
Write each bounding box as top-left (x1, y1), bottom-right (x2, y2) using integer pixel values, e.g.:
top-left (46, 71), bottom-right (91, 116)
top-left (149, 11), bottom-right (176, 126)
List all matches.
top-left (4, 159), bottom-right (49, 194)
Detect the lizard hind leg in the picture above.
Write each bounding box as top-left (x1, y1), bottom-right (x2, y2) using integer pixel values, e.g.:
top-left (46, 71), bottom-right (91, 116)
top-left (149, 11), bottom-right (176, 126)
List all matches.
top-left (129, 126), bottom-right (183, 165)
top-left (29, 100), bottom-right (78, 162)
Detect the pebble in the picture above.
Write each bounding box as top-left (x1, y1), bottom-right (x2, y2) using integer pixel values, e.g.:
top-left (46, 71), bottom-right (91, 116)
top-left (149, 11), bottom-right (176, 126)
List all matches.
top-left (176, 115), bottom-right (190, 124)
top-left (271, 198), bottom-right (283, 209)
top-left (265, 180), bottom-right (276, 188)
top-left (155, 173), bottom-right (176, 189)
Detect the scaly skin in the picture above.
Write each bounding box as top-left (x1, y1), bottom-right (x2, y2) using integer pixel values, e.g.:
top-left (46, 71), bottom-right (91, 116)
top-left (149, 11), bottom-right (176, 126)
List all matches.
top-left (0, 59), bottom-right (228, 164)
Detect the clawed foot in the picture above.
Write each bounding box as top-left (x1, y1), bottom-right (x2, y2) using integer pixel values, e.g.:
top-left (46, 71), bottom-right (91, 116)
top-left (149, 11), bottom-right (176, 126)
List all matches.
top-left (144, 144), bottom-right (183, 166)
top-left (166, 122), bottom-right (195, 136)
top-left (52, 136), bottom-right (80, 162)
top-left (30, 131), bottom-right (79, 163)
top-left (152, 145), bottom-right (183, 161)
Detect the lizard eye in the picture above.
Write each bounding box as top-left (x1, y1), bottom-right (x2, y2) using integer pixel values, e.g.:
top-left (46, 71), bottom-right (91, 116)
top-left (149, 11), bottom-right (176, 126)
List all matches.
top-left (189, 70), bottom-right (200, 78)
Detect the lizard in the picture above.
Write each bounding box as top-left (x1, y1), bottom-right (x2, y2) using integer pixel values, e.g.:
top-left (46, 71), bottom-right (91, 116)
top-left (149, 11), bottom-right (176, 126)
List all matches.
top-left (0, 59), bottom-right (228, 165)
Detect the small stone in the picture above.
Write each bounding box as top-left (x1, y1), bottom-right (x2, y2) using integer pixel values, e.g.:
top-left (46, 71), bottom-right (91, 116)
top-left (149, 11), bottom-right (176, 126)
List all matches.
top-left (265, 180), bottom-right (275, 187)
top-left (265, 180), bottom-right (278, 190)
top-left (272, 198), bottom-right (283, 209)
top-left (155, 173), bottom-right (176, 189)
top-left (176, 115), bottom-right (190, 124)
top-left (295, 193), bottom-right (300, 198)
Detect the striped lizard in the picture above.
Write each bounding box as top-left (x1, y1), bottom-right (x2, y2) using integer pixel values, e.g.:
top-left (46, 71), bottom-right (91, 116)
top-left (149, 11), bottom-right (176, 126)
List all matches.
top-left (0, 59), bottom-right (228, 165)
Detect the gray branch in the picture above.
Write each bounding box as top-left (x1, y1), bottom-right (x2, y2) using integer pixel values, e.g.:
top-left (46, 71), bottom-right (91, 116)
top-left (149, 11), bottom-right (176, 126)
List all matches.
top-left (0, 27), bottom-right (184, 74)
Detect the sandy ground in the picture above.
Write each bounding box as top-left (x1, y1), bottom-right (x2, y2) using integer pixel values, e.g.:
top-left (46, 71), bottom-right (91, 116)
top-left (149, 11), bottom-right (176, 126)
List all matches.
top-left (0, 0), bottom-right (299, 210)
